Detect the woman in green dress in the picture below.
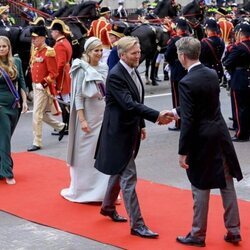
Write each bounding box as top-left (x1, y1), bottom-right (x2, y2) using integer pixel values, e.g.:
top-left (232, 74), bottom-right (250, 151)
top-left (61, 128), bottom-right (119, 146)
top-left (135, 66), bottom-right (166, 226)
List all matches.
top-left (0, 36), bottom-right (28, 185)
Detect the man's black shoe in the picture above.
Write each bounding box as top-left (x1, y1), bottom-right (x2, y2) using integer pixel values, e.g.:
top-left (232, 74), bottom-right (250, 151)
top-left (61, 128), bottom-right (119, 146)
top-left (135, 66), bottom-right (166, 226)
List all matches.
top-left (58, 125), bottom-right (67, 141)
top-left (100, 209), bottom-right (127, 222)
top-left (151, 81), bottom-right (159, 86)
top-left (176, 233), bottom-right (205, 247)
top-left (131, 225), bottom-right (159, 238)
top-left (231, 136), bottom-right (249, 142)
top-left (27, 145), bottom-right (41, 152)
top-left (164, 75), bottom-right (169, 81)
top-left (228, 127), bottom-right (236, 131)
top-left (224, 233), bottom-right (242, 244)
top-left (168, 127), bottom-right (180, 131)
top-left (155, 76), bottom-right (162, 82)
top-left (52, 130), bottom-right (68, 136)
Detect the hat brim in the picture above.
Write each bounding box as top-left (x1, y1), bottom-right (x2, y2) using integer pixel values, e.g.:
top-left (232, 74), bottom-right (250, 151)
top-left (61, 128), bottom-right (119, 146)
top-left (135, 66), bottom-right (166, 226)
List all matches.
top-left (100, 11), bottom-right (111, 15)
top-left (109, 30), bottom-right (124, 38)
top-left (214, 10), bottom-right (226, 16)
top-left (29, 17), bottom-right (45, 25)
top-left (0, 6), bottom-right (9, 16)
top-left (47, 20), bottom-right (71, 35)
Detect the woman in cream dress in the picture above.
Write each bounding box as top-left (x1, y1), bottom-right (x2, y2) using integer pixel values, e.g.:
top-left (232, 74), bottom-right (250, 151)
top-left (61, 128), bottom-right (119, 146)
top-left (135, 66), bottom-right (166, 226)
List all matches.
top-left (61, 37), bottom-right (110, 202)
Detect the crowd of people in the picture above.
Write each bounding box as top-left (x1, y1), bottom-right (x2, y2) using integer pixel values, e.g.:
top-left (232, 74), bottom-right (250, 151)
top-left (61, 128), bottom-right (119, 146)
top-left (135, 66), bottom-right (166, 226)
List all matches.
top-left (0, 0), bottom-right (249, 247)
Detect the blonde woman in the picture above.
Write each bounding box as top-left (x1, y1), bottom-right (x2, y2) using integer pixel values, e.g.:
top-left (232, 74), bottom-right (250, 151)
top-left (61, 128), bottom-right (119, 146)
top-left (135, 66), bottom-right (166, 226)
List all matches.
top-left (61, 37), bottom-right (110, 202)
top-left (0, 36), bottom-right (28, 185)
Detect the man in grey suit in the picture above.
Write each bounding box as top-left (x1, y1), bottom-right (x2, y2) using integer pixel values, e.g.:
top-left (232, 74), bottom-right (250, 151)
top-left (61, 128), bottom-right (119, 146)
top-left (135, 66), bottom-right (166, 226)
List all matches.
top-left (94, 36), bottom-right (171, 238)
top-left (168, 37), bottom-right (243, 247)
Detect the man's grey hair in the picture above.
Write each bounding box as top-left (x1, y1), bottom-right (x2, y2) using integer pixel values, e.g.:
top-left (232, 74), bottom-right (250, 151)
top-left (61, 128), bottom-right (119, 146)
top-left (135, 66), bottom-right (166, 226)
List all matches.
top-left (117, 36), bottom-right (140, 57)
top-left (175, 37), bottom-right (201, 60)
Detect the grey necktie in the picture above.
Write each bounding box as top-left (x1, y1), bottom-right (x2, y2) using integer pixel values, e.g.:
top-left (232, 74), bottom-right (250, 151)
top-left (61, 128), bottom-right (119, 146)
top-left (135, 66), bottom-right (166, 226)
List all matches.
top-left (131, 69), bottom-right (142, 101)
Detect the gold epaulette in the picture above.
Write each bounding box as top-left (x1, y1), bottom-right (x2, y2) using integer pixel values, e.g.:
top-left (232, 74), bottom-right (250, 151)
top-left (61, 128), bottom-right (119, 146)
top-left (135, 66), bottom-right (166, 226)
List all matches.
top-left (45, 46), bottom-right (56, 57)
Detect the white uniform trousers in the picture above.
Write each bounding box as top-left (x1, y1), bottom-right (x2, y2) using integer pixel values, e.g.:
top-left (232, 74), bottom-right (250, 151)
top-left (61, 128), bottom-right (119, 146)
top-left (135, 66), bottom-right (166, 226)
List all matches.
top-left (32, 83), bottom-right (65, 147)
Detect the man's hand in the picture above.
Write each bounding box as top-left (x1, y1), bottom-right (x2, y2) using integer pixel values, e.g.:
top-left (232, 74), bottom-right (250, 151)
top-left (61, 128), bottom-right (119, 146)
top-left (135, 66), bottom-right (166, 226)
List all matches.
top-left (157, 110), bottom-right (175, 125)
top-left (141, 128), bottom-right (146, 140)
top-left (179, 155), bottom-right (189, 169)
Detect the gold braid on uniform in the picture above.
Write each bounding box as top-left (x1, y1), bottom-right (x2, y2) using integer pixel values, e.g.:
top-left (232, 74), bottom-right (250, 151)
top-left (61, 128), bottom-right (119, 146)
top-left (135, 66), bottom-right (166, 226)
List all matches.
top-left (0, 57), bottom-right (18, 81)
top-left (45, 46), bottom-right (56, 57)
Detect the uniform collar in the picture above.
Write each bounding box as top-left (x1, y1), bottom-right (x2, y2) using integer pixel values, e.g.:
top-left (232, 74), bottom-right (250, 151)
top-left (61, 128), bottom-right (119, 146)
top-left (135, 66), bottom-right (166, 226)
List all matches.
top-left (56, 35), bottom-right (65, 42)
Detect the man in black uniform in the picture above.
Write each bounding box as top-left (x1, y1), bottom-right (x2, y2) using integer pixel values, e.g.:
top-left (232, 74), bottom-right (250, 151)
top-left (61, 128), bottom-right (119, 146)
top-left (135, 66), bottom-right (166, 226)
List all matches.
top-left (165, 17), bottom-right (189, 131)
top-left (200, 18), bottom-right (225, 84)
top-left (223, 22), bottom-right (250, 142)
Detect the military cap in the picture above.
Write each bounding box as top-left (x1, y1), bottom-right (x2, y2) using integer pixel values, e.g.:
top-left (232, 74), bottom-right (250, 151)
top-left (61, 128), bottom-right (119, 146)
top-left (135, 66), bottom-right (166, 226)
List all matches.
top-left (30, 26), bottom-right (47, 37)
top-left (176, 17), bottom-right (189, 31)
top-left (204, 18), bottom-right (220, 32)
top-left (109, 24), bottom-right (126, 38)
top-left (239, 22), bottom-right (250, 33)
top-left (47, 19), bottom-right (71, 35)
top-left (100, 6), bottom-right (111, 15)
top-left (215, 7), bottom-right (228, 16)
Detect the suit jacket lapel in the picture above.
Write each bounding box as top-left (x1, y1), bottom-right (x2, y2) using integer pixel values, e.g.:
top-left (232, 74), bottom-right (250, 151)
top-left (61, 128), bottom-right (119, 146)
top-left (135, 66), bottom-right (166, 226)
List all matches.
top-left (118, 63), bottom-right (141, 102)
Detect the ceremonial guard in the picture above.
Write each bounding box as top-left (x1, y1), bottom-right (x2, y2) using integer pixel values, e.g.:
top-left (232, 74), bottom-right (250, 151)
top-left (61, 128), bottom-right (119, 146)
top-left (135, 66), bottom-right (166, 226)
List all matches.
top-left (164, 18), bottom-right (189, 131)
top-left (27, 26), bottom-right (66, 152)
top-left (200, 18), bottom-right (225, 83)
top-left (223, 22), bottom-right (250, 142)
top-left (48, 19), bottom-right (73, 135)
top-left (0, 5), bottom-right (15, 27)
top-left (215, 7), bottom-right (234, 45)
top-left (88, 6), bottom-right (112, 63)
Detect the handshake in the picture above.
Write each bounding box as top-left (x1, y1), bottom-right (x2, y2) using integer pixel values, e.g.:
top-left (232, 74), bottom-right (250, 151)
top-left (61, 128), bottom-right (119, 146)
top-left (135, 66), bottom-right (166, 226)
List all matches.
top-left (157, 110), bottom-right (177, 125)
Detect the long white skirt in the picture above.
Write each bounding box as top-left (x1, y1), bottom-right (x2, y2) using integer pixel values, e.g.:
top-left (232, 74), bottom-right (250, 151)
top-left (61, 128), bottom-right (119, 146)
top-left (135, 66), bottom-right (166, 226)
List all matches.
top-left (61, 97), bottom-right (110, 202)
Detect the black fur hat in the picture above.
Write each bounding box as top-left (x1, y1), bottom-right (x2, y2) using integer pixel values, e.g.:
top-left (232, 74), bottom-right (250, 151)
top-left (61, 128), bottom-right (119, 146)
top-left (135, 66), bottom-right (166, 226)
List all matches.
top-left (30, 26), bottom-right (47, 37)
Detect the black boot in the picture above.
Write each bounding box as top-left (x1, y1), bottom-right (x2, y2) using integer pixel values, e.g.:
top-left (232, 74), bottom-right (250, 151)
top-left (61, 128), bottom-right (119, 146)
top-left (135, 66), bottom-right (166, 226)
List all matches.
top-left (154, 66), bottom-right (162, 82)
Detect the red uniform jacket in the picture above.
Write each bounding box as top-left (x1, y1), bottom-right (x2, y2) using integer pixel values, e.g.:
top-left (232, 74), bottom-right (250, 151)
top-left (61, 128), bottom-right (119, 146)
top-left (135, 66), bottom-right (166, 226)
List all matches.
top-left (218, 17), bottom-right (234, 45)
top-left (31, 44), bottom-right (58, 90)
top-left (54, 36), bottom-right (72, 94)
top-left (31, 44), bottom-right (60, 115)
top-left (88, 17), bottom-right (112, 48)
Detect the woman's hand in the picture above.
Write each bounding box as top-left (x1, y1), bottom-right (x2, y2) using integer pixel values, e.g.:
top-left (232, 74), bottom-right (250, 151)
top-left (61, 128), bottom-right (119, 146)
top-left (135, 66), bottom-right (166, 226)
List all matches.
top-left (80, 120), bottom-right (91, 133)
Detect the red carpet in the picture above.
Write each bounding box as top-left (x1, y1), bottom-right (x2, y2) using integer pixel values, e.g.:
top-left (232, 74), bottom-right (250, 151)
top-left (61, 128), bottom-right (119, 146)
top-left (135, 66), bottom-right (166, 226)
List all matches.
top-left (0, 152), bottom-right (249, 249)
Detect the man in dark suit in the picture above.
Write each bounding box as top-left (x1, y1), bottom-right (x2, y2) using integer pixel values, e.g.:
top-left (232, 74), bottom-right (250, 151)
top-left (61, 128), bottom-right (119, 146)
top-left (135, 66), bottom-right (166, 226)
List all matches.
top-left (94, 36), bottom-right (171, 238)
top-left (168, 37), bottom-right (243, 247)
top-left (164, 17), bottom-right (189, 131)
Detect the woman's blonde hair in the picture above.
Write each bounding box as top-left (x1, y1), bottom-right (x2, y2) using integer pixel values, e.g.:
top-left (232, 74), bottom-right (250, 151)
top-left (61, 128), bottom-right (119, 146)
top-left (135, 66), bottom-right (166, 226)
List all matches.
top-left (81, 37), bottom-right (102, 63)
top-left (0, 36), bottom-right (17, 80)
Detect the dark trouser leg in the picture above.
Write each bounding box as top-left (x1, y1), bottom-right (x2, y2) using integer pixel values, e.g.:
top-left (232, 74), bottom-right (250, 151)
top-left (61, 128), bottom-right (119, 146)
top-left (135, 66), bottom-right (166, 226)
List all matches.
top-left (220, 161), bottom-right (240, 235)
top-left (232, 90), bottom-right (249, 139)
top-left (101, 157), bottom-right (144, 228)
top-left (119, 157), bottom-right (144, 228)
top-left (59, 102), bottom-right (70, 131)
top-left (101, 175), bottom-right (121, 212)
top-left (190, 185), bottom-right (210, 241)
top-left (170, 80), bottom-right (181, 128)
top-left (230, 89), bottom-right (237, 129)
